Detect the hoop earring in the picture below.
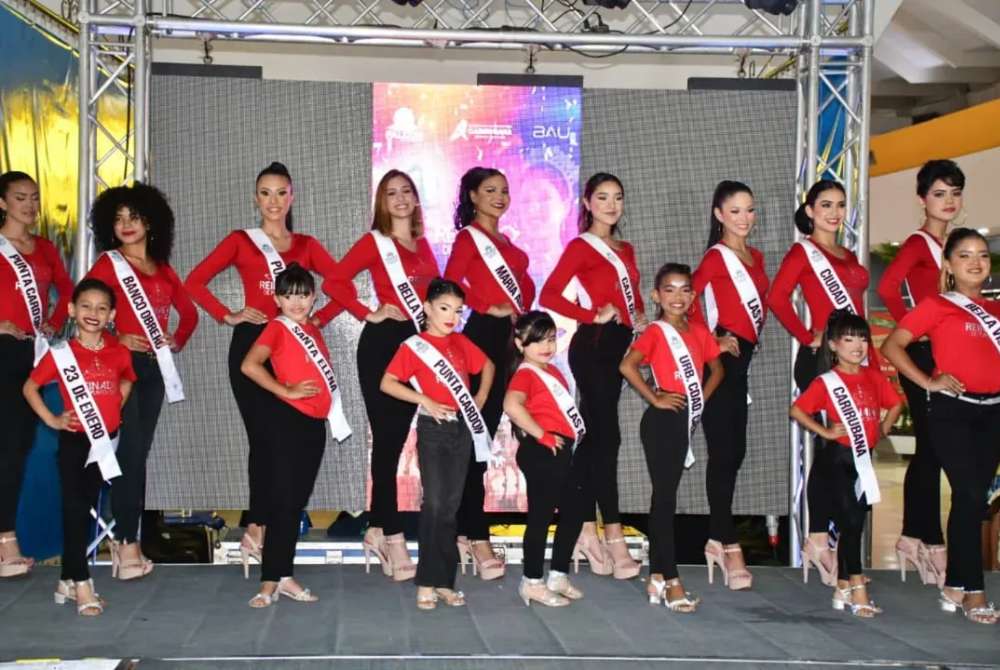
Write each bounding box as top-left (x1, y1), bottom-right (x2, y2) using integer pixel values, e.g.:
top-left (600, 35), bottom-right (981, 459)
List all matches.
top-left (946, 273), bottom-right (956, 291)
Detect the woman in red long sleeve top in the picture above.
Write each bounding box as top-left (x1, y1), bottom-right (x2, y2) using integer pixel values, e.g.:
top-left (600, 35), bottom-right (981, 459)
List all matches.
top-left (321, 169), bottom-right (438, 581)
top-left (693, 180), bottom-right (769, 591)
top-left (184, 162), bottom-right (341, 564)
top-left (85, 182), bottom-right (199, 579)
top-left (0, 171), bottom-right (73, 577)
top-left (876, 160), bottom-right (965, 584)
top-left (539, 172), bottom-right (644, 579)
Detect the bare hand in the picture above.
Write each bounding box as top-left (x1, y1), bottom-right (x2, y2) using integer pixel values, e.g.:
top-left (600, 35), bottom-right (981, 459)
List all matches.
top-left (309, 316), bottom-right (322, 329)
top-left (593, 304), bottom-right (619, 325)
top-left (0, 320), bottom-right (28, 340)
top-left (420, 398), bottom-right (456, 423)
top-left (632, 312), bottom-right (650, 333)
top-left (879, 420), bottom-right (894, 439)
top-left (224, 307), bottom-right (269, 326)
top-left (119, 333), bottom-right (151, 352)
top-left (824, 422), bottom-right (847, 441)
top-left (716, 333), bottom-right (740, 357)
top-left (925, 373), bottom-right (964, 395)
top-left (283, 380), bottom-right (321, 399)
top-left (366, 304), bottom-right (407, 323)
top-left (48, 410), bottom-right (79, 432)
top-left (652, 391), bottom-right (687, 412)
top-left (809, 331), bottom-right (823, 350)
top-left (40, 323), bottom-right (56, 338)
top-left (165, 333), bottom-right (178, 352)
top-left (486, 303), bottom-right (515, 318)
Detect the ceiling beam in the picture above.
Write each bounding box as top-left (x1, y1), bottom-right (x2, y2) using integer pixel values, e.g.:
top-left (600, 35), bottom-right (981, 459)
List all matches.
top-left (909, 0), bottom-right (1000, 49)
top-left (893, 8), bottom-right (1000, 68)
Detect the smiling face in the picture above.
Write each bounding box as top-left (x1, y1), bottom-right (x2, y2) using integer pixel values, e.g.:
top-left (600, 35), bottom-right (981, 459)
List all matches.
top-left (714, 191), bottom-right (756, 240)
top-left (70, 288), bottom-right (115, 335)
top-left (275, 290), bottom-right (316, 324)
top-left (920, 179), bottom-right (963, 226)
top-left (806, 188), bottom-right (846, 236)
top-left (469, 174), bottom-right (510, 221)
top-left (517, 329), bottom-right (557, 367)
top-left (255, 174), bottom-right (294, 226)
top-left (652, 272), bottom-right (694, 319)
top-left (829, 333), bottom-right (869, 367)
top-left (0, 178), bottom-right (40, 228)
top-left (945, 234), bottom-right (991, 291)
top-left (383, 174), bottom-right (418, 221)
top-left (584, 179), bottom-right (624, 230)
top-left (423, 293), bottom-right (465, 336)
top-left (113, 205), bottom-right (148, 247)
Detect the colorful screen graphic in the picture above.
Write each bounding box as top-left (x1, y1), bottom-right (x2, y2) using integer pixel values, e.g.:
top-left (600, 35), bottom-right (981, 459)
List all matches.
top-left (372, 82), bottom-right (582, 512)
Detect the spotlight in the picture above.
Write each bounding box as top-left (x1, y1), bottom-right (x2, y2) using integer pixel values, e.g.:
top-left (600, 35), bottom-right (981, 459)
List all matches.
top-left (744, 0), bottom-right (798, 16)
top-left (582, 0), bottom-right (630, 9)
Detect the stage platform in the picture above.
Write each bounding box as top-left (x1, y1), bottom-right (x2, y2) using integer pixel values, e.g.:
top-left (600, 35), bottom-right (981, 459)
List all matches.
top-left (1, 566), bottom-right (997, 669)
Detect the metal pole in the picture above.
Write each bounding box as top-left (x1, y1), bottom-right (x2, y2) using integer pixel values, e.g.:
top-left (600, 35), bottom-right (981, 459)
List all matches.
top-left (804, 0), bottom-right (821, 189)
top-left (133, 2), bottom-right (148, 182)
top-left (856, 0), bottom-right (873, 272)
top-left (74, 2), bottom-right (93, 280)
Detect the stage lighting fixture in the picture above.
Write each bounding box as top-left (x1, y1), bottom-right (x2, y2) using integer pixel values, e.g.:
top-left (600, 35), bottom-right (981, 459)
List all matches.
top-left (582, 0), bottom-right (631, 10)
top-left (744, 0), bottom-right (798, 16)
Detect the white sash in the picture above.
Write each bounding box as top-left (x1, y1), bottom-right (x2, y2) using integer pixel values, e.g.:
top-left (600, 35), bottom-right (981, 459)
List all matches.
top-left (707, 243), bottom-right (765, 338)
top-left (0, 234), bottom-right (49, 363)
top-left (49, 341), bottom-right (121, 481)
top-left (403, 335), bottom-right (491, 462)
top-left (912, 230), bottom-right (942, 270)
top-left (819, 370), bottom-right (880, 504)
top-left (370, 231), bottom-right (425, 329)
top-left (105, 251), bottom-right (185, 403)
top-left (650, 322), bottom-right (703, 469)
top-left (517, 364), bottom-right (585, 448)
top-left (243, 228), bottom-right (286, 287)
top-left (797, 239), bottom-right (857, 314)
top-left (579, 233), bottom-right (638, 326)
top-left (275, 316), bottom-right (352, 442)
top-left (467, 227), bottom-right (524, 313)
top-left (942, 292), bottom-right (1000, 357)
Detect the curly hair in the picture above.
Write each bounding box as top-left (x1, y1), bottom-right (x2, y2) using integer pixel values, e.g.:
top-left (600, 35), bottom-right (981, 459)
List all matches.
top-left (90, 182), bottom-right (175, 263)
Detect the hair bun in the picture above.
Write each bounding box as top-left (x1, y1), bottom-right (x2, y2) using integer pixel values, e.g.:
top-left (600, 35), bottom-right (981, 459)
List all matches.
top-left (268, 161), bottom-right (289, 173)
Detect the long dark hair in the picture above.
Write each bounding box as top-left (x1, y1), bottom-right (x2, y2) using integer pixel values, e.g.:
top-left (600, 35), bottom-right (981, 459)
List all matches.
top-left (90, 182), bottom-right (175, 263)
top-left (0, 171), bottom-right (36, 225)
top-left (794, 180), bottom-right (845, 235)
top-left (706, 180), bottom-right (754, 249)
top-left (817, 309), bottom-right (870, 374)
top-left (509, 310), bottom-right (557, 377)
top-left (941, 226), bottom-right (989, 292)
top-left (256, 161), bottom-right (294, 231)
top-left (454, 167), bottom-right (505, 231)
top-left (274, 262), bottom-right (315, 296)
top-left (578, 172), bottom-right (625, 234)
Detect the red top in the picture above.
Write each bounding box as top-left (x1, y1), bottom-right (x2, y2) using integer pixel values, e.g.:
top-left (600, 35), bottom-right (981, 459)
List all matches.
top-left (30, 334), bottom-right (137, 434)
top-left (184, 231), bottom-right (342, 326)
top-left (767, 242), bottom-right (868, 346)
top-left (0, 235), bottom-right (73, 332)
top-left (85, 253), bottom-right (200, 351)
top-left (323, 233), bottom-right (440, 322)
top-left (539, 236), bottom-right (644, 327)
top-left (444, 224), bottom-right (536, 314)
top-left (507, 364), bottom-right (575, 437)
top-left (385, 332), bottom-right (487, 409)
top-left (877, 230), bottom-right (944, 322)
top-left (691, 245), bottom-right (769, 344)
top-left (255, 319), bottom-right (333, 419)
top-left (794, 367), bottom-right (902, 449)
top-left (630, 321), bottom-right (721, 394)
top-left (897, 294), bottom-right (1000, 394)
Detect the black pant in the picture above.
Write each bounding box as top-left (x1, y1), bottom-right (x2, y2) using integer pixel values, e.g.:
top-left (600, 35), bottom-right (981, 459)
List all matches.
top-left (58, 431), bottom-right (107, 581)
top-left (702, 334), bottom-right (754, 544)
top-left (111, 353), bottom-right (165, 542)
top-left (640, 406), bottom-right (689, 579)
top-left (568, 322), bottom-right (632, 525)
top-left (357, 319), bottom-right (418, 536)
top-left (900, 341), bottom-right (943, 545)
top-left (0, 336), bottom-right (37, 533)
top-left (228, 323), bottom-right (272, 526)
top-left (795, 345), bottom-right (833, 535)
top-left (457, 311), bottom-right (511, 540)
top-left (815, 440), bottom-right (869, 576)
top-left (516, 433), bottom-right (583, 579)
top-left (415, 416), bottom-right (470, 589)
top-left (260, 397), bottom-right (326, 582)
top-left (927, 393), bottom-right (1000, 590)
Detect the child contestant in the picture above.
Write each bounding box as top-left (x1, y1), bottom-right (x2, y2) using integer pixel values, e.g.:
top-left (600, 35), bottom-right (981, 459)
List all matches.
top-left (23, 279), bottom-right (136, 616)
top-left (620, 263), bottom-right (724, 613)
top-left (790, 310), bottom-right (902, 619)
top-left (503, 310), bottom-right (586, 607)
top-left (240, 263), bottom-right (351, 608)
top-left (380, 278), bottom-right (495, 610)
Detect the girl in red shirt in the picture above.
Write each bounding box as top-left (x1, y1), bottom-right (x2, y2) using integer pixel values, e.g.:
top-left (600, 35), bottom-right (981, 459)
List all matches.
top-left (24, 279), bottom-right (137, 616)
top-left (446, 167), bottom-right (536, 581)
top-left (0, 171), bottom-right (73, 579)
top-left (503, 310), bottom-right (585, 607)
top-left (694, 180), bottom-right (769, 591)
top-left (381, 278), bottom-right (495, 611)
top-left (876, 159), bottom-right (965, 586)
top-left (882, 228), bottom-right (1000, 625)
top-left (85, 182), bottom-right (199, 581)
top-left (621, 263), bottom-right (724, 613)
top-left (539, 172), bottom-right (644, 579)
top-left (322, 170), bottom-right (439, 582)
top-left (792, 310), bottom-right (902, 618)
top-left (185, 162), bottom-right (340, 567)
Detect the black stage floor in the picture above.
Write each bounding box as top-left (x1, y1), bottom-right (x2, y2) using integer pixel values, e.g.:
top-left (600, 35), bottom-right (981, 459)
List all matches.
top-left (1, 566), bottom-right (998, 669)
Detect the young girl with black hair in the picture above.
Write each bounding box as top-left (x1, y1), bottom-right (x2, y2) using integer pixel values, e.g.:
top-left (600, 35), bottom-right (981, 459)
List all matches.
top-left (882, 227), bottom-right (1000, 625)
top-left (380, 278), bottom-right (494, 610)
top-left (85, 182), bottom-right (199, 580)
top-left (621, 263), bottom-right (724, 613)
top-left (0, 171), bottom-right (74, 578)
top-left (503, 310), bottom-right (585, 607)
top-left (791, 310), bottom-right (900, 618)
top-left (240, 263), bottom-right (349, 608)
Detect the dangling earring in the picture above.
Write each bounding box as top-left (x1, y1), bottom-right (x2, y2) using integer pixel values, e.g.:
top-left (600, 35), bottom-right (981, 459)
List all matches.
top-left (946, 272), bottom-right (956, 291)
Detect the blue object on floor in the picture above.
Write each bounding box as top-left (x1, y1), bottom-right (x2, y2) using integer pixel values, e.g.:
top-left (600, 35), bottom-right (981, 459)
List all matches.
top-left (16, 384), bottom-right (64, 561)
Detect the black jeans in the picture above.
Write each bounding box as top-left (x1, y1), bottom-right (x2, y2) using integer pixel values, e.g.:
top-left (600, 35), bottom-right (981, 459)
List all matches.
top-left (815, 440), bottom-right (869, 576)
top-left (795, 345), bottom-right (833, 535)
top-left (415, 416), bottom-right (470, 589)
top-left (0, 336), bottom-right (37, 533)
top-left (702, 334), bottom-right (754, 544)
top-left (641, 406), bottom-right (690, 579)
top-left (58, 431), bottom-right (107, 581)
top-left (112, 352), bottom-right (165, 542)
top-left (261, 398), bottom-right (326, 582)
top-left (568, 322), bottom-right (632, 525)
top-left (516, 433), bottom-right (583, 578)
top-left (228, 323), bottom-right (272, 526)
top-left (900, 341), bottom-right (943, 545)
top-left (457, 311), bottom-right (511, 540)
top-left (357, 319), bottom-right (418, 537)
top-left (927, 393), bottom-right (1000, 590)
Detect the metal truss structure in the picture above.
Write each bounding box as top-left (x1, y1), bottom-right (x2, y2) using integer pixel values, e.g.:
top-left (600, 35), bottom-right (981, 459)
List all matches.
top-left (73, 0), bottom-right (874, 565)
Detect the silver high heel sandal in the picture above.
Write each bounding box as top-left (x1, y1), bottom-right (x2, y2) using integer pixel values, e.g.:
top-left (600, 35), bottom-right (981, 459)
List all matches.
top-left (519, 577), bottom-right (569, 607)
